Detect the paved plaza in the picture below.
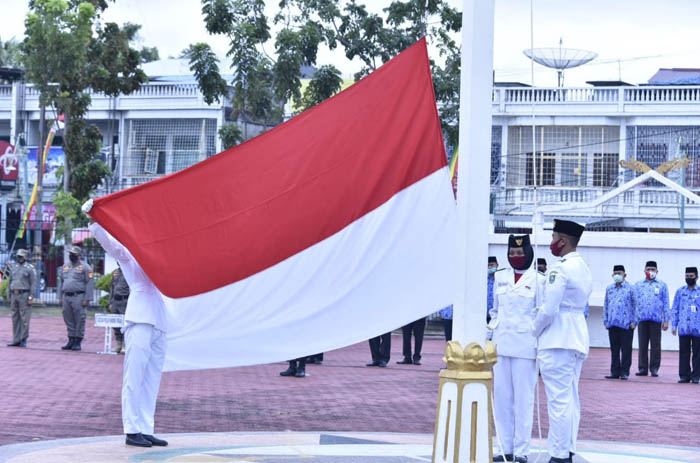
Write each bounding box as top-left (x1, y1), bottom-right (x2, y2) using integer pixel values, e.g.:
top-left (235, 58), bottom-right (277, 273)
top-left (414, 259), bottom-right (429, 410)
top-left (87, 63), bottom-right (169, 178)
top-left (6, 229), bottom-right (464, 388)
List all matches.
top-left (1, 313), bottom-right (699, 462)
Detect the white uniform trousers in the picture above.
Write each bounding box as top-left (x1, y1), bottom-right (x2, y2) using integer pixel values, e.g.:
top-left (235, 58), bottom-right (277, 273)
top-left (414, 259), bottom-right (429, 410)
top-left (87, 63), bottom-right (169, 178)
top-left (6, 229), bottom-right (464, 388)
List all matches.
top-left (122, 323), bottom-right (166, 434)
top-left (537, 348), bottom-right (585, 459)
top-left (493, 355), bottom-right (538, 456)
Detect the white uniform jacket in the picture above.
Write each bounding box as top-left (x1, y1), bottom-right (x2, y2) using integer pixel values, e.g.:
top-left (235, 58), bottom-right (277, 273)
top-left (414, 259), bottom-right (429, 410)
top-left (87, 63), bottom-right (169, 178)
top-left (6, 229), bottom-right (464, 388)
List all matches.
top-left (89, 222), bottom-right (167, 333)
top-left (533, 251), bottom-right (592, 355)
top-left (490, 268), bottom-right (544, 359)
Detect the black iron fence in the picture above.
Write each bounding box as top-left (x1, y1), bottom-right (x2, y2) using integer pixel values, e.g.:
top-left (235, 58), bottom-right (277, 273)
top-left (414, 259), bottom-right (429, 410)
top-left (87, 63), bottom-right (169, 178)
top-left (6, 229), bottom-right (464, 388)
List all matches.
top-left (0, 219), bottom-right (106, 307)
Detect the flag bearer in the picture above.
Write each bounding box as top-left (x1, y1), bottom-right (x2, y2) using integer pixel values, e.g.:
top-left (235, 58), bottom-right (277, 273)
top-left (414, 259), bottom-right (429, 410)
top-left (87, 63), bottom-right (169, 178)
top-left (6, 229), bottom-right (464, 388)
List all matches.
top-left (84, 199), bottom-right (169, 448)
top-left (489, 234), bottom-right (544, 463)
top-left (534, 219), bottom-right (592, 463)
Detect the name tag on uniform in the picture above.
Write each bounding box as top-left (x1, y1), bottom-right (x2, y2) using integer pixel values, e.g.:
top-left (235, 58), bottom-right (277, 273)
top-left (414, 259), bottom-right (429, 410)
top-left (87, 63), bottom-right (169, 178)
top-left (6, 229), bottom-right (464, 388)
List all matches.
top-left (654, 288), bottom-right (660, 295)
top-left (692, 305), bottom-right (697, 313)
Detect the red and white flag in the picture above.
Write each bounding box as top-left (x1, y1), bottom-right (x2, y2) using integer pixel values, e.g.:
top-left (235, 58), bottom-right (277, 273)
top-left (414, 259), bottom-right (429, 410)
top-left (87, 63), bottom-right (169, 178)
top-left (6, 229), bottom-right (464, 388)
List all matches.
top-left (90, 39), bottom-right (457, 371)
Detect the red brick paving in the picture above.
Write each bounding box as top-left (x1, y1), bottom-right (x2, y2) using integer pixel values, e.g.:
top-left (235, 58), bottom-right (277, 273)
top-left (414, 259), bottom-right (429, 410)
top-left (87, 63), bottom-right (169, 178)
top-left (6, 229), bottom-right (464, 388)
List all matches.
top-left (0, 314), bottom-right (698, 448)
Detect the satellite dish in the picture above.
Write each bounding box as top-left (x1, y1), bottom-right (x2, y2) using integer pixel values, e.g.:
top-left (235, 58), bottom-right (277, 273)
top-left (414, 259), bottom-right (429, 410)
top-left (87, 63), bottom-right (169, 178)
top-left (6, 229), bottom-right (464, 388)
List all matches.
top-left (524, 39), bottom-right (597, 87)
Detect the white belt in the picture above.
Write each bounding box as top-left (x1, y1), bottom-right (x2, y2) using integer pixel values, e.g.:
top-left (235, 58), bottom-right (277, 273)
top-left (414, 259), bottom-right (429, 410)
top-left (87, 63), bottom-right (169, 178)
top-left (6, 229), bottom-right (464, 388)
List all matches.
top-left (559, 304), bottom-right (584, 313)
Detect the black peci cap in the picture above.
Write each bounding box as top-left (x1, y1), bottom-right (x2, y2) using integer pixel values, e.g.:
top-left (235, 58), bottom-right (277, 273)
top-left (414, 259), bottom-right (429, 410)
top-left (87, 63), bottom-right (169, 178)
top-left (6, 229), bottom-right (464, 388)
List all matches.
top-left (553, 219), bottom-right (585, 238)
top-left (488, 256), bottom-right (498, 264)
top-left (645, 261), bottom-right (657, 268)
top-left (537, 258), bottom-right (547, 265)
top-left (508, 234), bottom-right (531, 248)
top-left (686, 267), bottom-right (698, 274)
top-left (613, 265), bottom-right (625, 272)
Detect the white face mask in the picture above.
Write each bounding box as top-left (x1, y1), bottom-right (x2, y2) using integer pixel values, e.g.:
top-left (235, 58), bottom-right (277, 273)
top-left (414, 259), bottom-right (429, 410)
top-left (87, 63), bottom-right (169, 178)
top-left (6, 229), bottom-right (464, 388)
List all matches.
top-left (613, 274), bottom-right (624, 283)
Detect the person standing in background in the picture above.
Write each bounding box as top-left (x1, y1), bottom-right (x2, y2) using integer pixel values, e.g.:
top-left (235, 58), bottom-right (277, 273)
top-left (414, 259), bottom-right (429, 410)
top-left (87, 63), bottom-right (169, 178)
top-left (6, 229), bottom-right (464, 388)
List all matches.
top-left (634, 261), bottom-right (669, 377)
top-left (603, 265), bottom-right (637, 380)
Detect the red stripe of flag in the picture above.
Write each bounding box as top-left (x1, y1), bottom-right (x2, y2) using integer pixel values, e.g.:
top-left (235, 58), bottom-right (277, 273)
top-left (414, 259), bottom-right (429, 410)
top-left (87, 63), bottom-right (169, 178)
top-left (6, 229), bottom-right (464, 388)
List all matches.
top-left (91, 38), bottom-right (446, 298)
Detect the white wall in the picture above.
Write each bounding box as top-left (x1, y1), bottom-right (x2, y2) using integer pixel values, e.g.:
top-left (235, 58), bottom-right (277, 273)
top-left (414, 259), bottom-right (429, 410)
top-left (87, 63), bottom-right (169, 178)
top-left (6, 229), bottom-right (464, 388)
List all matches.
top-left (489, 230), bottom-right (700, 351)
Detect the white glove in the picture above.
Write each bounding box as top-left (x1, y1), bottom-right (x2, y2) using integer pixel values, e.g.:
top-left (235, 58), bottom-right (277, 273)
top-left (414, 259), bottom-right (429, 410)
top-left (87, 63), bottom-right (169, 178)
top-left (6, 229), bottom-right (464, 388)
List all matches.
top-left (81, 199), bottom-right (93, 215)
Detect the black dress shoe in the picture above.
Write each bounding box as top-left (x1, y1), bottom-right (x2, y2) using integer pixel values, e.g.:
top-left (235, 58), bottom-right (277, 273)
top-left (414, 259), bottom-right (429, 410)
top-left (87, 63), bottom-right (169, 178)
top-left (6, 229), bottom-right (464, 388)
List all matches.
top-left (514, 456), bottom-right (528, 463)
top-left (125, 433), bottom-right (152, 447)
top-left (493, 454), bottom-right (513, 462)
top-left (413, 358), bottom-right (421, 365)
top-left (604, 375), bottom-right (620, 379)
top-left (620, 375), bottom-right (629, 380)
top-left (396, 358), bottom-right (413, 365)
top-left (635, 371), bottom-right (648, 376)
top-left (280, 366), bottom-right (297, 376)
top-left (366, 361), bottom-right (379, 367)
top-left (294, 367), bottom-right (306, 377)
top-left (650, 370), bottom-right (659, 377)
top-left (19, 340), bottom-right (26, 347)
top-left (547, 457), bottom-right (570, 463)
top-left (6, 342), bottom-right (20, 347)
top-left (378, 360), bottom-right (388, 367)
top-left (692, 378), bottom-right (700, 384)
top-left (678, 378), bottom-right (691, 383)
top-left (142, 434), bottom-right (168, 446)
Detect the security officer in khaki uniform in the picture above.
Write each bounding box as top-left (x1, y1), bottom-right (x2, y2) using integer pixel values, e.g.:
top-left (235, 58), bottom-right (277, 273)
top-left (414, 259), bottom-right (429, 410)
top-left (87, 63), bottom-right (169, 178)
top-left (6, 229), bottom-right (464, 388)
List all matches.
top-left (109, 266), bottom-right (130, 353)
top-left (59, 245), bottom-right (94, 351)
top-left (6, 249), bottom-right (37, 347)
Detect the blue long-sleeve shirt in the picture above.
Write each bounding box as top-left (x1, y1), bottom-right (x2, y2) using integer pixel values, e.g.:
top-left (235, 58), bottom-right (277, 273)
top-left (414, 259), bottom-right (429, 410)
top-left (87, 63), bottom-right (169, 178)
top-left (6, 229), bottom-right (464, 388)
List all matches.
top-left (603, 281), bottom-right (638, 329)
top-left (671, 285), bottom-right (700, 337)
top-left (487, 275), bottom-right (495, 322)
top-left (634, 279), bottom-right (670, 323)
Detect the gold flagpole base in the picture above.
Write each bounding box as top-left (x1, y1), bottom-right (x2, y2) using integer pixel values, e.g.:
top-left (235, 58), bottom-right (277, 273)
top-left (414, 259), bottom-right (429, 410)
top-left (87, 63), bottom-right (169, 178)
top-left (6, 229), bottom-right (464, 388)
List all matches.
top-left (432, 341), bottom-right (497, 463)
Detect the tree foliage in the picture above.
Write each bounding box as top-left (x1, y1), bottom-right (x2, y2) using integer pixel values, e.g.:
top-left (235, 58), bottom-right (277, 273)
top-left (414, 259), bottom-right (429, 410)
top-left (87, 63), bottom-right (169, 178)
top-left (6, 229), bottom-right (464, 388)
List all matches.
top-left (298, 64), bottom-right (342, 112)
top-left (22, 0), bottom-right (147, 240)
top-left (218, 123), bottom-right (244, 150)
top-left (189, 0), bottom-right (462, 146)
top-left (0, 37), bottom-right (22, 68)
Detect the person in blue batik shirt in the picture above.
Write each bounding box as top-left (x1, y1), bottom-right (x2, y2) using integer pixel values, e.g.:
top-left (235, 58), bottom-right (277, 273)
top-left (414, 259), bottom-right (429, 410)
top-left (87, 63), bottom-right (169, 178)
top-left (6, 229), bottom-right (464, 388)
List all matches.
top-left (439, 305), bottom-right (453, 341)
top-left (634, 261), bottom-right (670, 377)
top-left (603, 264), bottom-right (638, 380)
top-left (671, 266), bottom-right (700, 384)
top-left (487, 256), bottom-right (498, 323)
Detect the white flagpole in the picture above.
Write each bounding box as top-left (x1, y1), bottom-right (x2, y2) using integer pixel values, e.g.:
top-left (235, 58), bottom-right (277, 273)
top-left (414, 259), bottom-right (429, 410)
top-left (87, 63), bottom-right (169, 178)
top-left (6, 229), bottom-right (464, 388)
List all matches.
top-left (453, 0), bottom-right (495, 347)
top-left (432, 2), bottom-right (496, 462)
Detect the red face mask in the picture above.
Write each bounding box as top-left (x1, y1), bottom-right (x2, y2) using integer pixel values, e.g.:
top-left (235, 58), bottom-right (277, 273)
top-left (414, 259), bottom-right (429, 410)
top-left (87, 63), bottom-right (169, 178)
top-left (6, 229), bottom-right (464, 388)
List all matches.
top-left (509, 255), bottom-right (527, 269)
top-left (550, 239), bottom-right (565, 257)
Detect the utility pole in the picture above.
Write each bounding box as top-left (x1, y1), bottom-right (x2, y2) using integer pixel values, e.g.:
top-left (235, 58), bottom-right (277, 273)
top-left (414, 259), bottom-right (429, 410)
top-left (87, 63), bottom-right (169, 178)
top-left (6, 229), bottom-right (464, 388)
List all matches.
top-left (35, 105), bottom-right (45, 290)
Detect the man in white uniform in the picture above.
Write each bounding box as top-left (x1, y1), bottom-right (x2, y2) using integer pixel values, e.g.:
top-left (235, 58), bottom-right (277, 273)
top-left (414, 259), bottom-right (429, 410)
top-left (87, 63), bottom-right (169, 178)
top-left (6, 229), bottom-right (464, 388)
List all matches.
top-left (490, 235), bottom-right (544, 463)
top-left (533, 219), bottom-right (592, 463)
top-left (83, 199), bottom-right (169, 448)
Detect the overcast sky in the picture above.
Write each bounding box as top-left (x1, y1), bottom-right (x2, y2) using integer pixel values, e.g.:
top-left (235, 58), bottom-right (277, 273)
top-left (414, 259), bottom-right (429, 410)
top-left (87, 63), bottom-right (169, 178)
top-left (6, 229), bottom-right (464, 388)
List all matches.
top-left (3, 0), bottom-right (700, 87)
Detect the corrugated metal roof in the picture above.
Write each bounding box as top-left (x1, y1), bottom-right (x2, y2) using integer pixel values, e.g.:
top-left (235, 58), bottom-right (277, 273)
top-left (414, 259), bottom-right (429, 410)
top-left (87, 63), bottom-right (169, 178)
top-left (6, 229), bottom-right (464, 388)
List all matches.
top-left (648, 68), bottom-right (700, 84)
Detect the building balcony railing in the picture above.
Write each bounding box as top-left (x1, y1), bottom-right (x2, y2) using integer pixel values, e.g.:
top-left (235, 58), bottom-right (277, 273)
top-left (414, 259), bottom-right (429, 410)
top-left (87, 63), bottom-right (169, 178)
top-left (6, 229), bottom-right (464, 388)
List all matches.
top-left (494, 85), bottom-right (700, 115)
top-left (0, 82), bottom-right (227, 115)
top-left (497, 185), bottom-right (700, 218)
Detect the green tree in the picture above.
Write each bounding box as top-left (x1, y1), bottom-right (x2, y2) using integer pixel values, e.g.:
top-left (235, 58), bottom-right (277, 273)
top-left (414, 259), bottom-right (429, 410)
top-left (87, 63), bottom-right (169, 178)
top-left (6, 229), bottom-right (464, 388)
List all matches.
top-left (218, 123), bottom-right (244, 150)
top-left (138, 46), bottom-right (160, 63)
top-left (189, 0), bottom-right (462, 147)
top-left (297, 64), bottom-right (343, 112)
top-left (22, 0), bottom-right (147, 246)
top-left (0, 37), bottom-right (22, 68)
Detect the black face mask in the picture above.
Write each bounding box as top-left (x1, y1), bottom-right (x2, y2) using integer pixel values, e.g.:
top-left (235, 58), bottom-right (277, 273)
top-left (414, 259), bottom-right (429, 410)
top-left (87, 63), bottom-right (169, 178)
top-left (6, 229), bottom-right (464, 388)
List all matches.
top-left (687, 277), bottom-right (697, 287)
top-left (69, 254), bottom-right (79, 263)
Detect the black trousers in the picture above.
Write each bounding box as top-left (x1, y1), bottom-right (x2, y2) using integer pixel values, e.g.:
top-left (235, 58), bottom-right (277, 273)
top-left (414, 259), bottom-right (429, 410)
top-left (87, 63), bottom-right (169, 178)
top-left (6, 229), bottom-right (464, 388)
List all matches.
top-left (369, 332), bottom-right (391, 363)
top-left (401, 317), bottom-right (426, 361)
top-left (608, 326), bottom-right (634, 376)
top-left (637, 321), bottom-right (662, 373)
top-left (679, 335), bottom-right (700, 381)
top-left (443, 319), bottom-right (453, 342)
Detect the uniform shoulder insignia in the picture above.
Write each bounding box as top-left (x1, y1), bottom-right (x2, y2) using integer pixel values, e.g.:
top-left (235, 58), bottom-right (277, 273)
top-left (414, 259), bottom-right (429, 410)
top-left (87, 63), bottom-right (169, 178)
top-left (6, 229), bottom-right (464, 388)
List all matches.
top-left (88, 270), bottom-right (94, 278)
top-left (63, 265), bottom-right (70, 271)
top-left (549, 271), bottom-right (558, 284)
top-left (112, 270), bottom-right (119, 277)
top-left (76, 265), bottom-right (83, 271)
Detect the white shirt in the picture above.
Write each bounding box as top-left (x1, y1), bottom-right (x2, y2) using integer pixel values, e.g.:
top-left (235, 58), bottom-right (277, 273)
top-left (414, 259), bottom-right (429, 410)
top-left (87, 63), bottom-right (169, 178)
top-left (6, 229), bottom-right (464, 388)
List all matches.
top-left (490, 267), bottom-right (544, 359)
top-left (89, 222), bottom-right (167, 332)
top-left (534, 251), bottom-right (592, 355)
